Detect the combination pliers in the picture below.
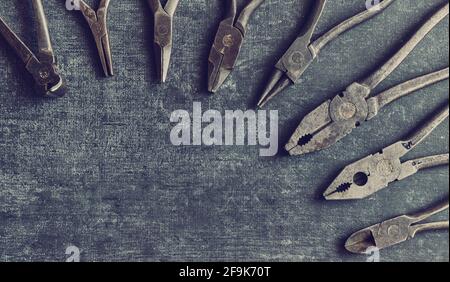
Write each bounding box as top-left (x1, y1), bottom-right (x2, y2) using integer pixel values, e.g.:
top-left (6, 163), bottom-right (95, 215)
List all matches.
top-left (324, 102), bottom-right (449, 200)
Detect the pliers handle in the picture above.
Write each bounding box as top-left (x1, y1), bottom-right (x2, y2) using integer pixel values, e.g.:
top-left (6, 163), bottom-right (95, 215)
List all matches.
top-left (361, 2), bottom-right (449, 90)
top-left (226, 0), bottom-right (265, 35)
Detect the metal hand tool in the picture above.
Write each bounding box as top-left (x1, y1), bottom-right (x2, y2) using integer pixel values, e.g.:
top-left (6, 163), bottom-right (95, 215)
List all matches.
top-left (0, 0), bottom-right (65, 97)
top-left (345, 199), bottom-right (449, 254)
top-left (208, 0), bottom-right (265, 93)
top-left (257, 0), bottom-right (395, 107)
top-left (285, 2), bottom-right (449, 156)
top-left (77, 0), bottom-right (113, 77)
top-left (147, 0), bottom-right (179, 83)
top-left (323, 103), bottom-right (449, 200)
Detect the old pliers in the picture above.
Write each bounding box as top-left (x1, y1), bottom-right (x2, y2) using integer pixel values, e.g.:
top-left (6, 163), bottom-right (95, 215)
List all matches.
top-left (285, 3), bottom-right (449, 156)
top-left (147, 0), bottom-right (179, 83)
top-left (257, 0), bottom-right (395, 107)
top-left (208, 0), bottom-right (265, 93)
top-left (324, 103), bottom-right (449, 200)
top-left (345, 199), bottom-right (449, 254)
top-left (77, 0), bottom-right (113, 77)
top-left (0, 0), bottom-right (65, 97)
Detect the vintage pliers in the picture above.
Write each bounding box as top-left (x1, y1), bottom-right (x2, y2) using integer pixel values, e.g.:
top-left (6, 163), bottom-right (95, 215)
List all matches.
top-left (285, 3), bottom-right (449, 156)
top-left (0, 0), bottom-right (65, 97)
top-left (324, 103), bottom-right (449, 200)
top-left (208, 0), bottom-right (265, 93)
top-left (147, 0), bottom-right (179, 83)
top-left (77, 0), bottom-right (113, 77)
top-left (345, 199), bottom-right (449, 254)
top-left (257, 0), bottom-right (395, 107)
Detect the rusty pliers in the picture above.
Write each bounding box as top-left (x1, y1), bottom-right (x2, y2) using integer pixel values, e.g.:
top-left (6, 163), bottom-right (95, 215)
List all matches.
top-left (147, 0), bottom-right (179, 83)
top-left (346, 199), bottom-right (449, 254)
top-left (76, 0), bottom-right (113, 77)
top-left (257, 0), bottom-right (395, 107)
top-left (285, 2), bottom-right (449, 156)
top-left (324, 103), bottom-right (449, 200)
top-left (208, 0), bottom-right (265, 93)
top-left (0, 0), bottom-right (65, 97)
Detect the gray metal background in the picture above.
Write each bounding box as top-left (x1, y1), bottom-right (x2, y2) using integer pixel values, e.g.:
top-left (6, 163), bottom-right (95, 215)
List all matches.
top-left (0, 0), bottom-right (448, 262)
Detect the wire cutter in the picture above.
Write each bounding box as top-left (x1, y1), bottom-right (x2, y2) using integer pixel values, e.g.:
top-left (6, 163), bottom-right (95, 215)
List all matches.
top-left (208, 0), bottom-right (265, 93)
top-left (147, 0), bottom-right (179, 83)
top-left (323, 103), bottom-right (449, 200)
top-left (285, 2), bottom-right (449, 156)
top-left (257, 0), bottom-right (395, 107)
top-left (77, 0), bottom-right (113, 77)
top-left (0, 0), bottom-right (65, 97)
top-left (345, 199), bottom-right (449, 254)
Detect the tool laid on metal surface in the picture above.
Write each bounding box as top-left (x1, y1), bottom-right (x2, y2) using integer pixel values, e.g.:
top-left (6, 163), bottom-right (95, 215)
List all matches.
top-left (208, 0), bottom-right (265, 93)
top-left (0, 0), bottom-right (65, 97)
top-left (257, 0), bottom-right (395, 108)
top-left (323, 103), bottom-right (449, 200)
top-left (285, 3), bottom-right (449, 157)
top-left (345, 199), bottom-right (449, 254)
top-left (147, 0), bottom-right (179, 83)
top-left (77, 0), bottom-right (114, 77)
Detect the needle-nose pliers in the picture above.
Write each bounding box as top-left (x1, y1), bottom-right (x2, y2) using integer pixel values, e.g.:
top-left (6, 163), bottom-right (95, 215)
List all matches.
top-left (77, 0), bottom-right (114, 77)
top-left (147, 0), bottom-right (179, 83)
top-left (257, 0), bottom-right (395, 107)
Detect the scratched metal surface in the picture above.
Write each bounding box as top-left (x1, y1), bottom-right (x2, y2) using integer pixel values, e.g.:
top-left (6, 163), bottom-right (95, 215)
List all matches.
top-left (0, 0), bottom-right (448, 262)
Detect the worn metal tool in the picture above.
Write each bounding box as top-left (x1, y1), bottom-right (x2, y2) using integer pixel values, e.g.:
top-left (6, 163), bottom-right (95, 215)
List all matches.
top-left (257, 0), bottom-right (395, 107)
top-left (324, 103), bottom-right (449, 200)
top-left (77, 0), bottom-right (113, 77)
top-left (345, 199), bottom-right (449, 254)
top-left (0, 0), bottom-right (65, 97)
top-left (147, 0), bottom-right (179, 83)
top-left (285, 2), bottom-right (449, 156)
top-left (208, 0), bottom-right (265, 93)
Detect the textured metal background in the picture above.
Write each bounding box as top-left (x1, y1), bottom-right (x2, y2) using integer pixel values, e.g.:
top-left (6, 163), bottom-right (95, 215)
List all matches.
top-left (0, 0), bottom-right (448, 262)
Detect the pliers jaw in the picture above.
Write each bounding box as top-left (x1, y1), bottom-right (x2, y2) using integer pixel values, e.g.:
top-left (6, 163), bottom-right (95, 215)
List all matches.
top-left (257, 41), bottom-right (315, 108)
top-left (95, 31), bottom-right (114, 77)
top-left (207, 21), bottom-right (244, 93)
top-left (26, 49), bottom-right (65, 98)
top-left (154, 10), bottom-right (173, 83)
top-left (345, 216), bottom-right (412, 254)
top-left (323, 151), bottom-right (402, 200)
top-left (344, 227), bottom-right (376, 254)
top-left (286, 83), bottom-right (371, 156)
